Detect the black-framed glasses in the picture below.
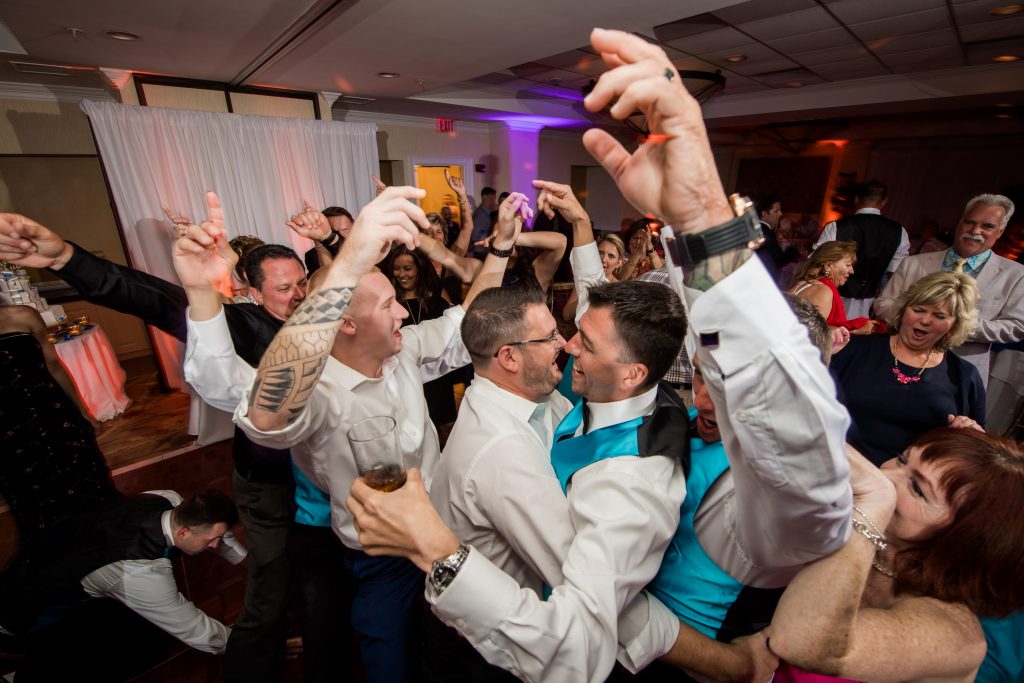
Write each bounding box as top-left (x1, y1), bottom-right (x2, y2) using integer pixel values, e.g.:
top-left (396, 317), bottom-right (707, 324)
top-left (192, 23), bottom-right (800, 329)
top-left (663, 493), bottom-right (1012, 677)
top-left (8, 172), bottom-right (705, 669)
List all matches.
top-left (493, 330), bottom-right (563, 357)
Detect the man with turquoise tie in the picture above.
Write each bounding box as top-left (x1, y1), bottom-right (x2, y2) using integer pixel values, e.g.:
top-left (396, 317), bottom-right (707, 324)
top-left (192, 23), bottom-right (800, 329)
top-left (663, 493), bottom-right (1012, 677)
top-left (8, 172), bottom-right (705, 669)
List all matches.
top-left (349, 27), bottom-right (852, 683)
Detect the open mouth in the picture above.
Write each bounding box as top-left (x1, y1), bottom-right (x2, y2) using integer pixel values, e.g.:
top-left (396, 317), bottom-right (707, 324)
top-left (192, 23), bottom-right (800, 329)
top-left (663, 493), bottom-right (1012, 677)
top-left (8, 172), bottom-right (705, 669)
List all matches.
top-left (696, 414), bottom-right (718, 436)
top-left (911, 327), bottom-right (929, 341)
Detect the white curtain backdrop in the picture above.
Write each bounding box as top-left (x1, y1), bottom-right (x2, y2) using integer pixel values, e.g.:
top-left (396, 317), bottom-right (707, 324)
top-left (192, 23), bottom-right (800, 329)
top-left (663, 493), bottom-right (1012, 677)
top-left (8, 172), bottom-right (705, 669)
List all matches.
top-left (81, 100), bottom-right (378, 400)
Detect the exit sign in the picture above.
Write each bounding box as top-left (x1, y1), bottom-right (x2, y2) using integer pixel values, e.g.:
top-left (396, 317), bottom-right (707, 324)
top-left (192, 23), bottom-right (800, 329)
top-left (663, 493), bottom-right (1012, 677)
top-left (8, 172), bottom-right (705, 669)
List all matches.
top-left (436, 118), bottom-right (455, 132)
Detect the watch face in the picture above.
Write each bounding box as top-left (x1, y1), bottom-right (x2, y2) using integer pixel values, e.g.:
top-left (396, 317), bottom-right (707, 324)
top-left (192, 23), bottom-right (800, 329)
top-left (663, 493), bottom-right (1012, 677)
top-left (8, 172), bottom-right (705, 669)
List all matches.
top-left (432, 565), bottom-right (454, 588)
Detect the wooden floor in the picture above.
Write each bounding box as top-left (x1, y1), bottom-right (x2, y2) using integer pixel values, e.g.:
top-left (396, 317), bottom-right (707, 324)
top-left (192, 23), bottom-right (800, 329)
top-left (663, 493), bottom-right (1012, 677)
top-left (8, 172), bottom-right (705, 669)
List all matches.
top-left (96, 355), bottom-right (194, 470)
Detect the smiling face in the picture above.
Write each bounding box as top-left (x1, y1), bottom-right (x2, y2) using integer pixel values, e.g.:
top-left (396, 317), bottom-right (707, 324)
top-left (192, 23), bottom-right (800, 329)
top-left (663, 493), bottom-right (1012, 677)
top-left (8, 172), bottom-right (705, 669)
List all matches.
top-left (953, 203), bottom-right (1006, 259)
top-left (880, 446), bottom-right (954, 542)
top-left (348, 272), bottom-right (409, 359)
top-left (826, 256), bottom-right (855, 287)
top-left (424, 218), bottom-right (446, 243)
top-left (515, 304), bottom-right (565, 401)
top-left (898, 300), bottom-right (954, 352)
top-left (252, 257), bottom-right (308, 321)
top-left (564, 306), bottom-right (633, 403)
top-left (691, 362), bottom-right (719, 443)
top-left (392, 254), bottom-right (418, 294)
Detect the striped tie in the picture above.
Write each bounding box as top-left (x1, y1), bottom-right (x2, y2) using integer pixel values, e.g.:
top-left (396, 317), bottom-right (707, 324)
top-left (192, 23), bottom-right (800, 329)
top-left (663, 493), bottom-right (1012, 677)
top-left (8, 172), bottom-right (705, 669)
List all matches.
top-left (953, 258), bottom-right (966, 274)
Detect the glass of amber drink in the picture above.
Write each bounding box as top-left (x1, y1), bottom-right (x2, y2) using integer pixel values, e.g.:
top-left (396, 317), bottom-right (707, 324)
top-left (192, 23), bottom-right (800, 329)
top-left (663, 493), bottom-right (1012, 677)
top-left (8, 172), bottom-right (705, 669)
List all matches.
top-left (347, 415), bottom-right (406, 491)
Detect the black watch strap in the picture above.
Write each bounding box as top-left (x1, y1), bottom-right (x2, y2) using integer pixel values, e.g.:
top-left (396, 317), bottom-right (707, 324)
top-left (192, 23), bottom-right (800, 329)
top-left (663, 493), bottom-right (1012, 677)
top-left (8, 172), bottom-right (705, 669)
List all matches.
top-left (667, 195), bottom-right (762, 269)
top-left (489, 244), bottom-right (514, 258)
top-left (320, 230), bottom-right (340, 247)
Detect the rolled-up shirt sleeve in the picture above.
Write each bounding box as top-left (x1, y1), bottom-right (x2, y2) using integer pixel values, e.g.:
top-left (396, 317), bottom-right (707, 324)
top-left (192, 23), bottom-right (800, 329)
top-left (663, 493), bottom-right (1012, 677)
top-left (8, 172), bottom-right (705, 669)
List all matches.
top-left (680, 257), bottom-right (852, 583)
top-left (408, 305), bottom-right (471, 382)
top-left (82, 559), bottom-right (231, 654)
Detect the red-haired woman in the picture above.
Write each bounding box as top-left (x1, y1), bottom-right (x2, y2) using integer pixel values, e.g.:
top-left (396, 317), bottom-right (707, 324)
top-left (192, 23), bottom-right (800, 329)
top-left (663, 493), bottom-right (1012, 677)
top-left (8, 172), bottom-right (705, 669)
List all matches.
top-left (770, 428), bottom-right (1024, 683)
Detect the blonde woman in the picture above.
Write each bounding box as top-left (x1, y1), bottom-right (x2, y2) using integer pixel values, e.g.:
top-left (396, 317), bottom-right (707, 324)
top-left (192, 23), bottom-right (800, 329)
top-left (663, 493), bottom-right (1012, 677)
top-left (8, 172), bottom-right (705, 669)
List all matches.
top-left (829, 271), bottom-right (985, 466)
top-left (790, 241), bottom-right (882, 336)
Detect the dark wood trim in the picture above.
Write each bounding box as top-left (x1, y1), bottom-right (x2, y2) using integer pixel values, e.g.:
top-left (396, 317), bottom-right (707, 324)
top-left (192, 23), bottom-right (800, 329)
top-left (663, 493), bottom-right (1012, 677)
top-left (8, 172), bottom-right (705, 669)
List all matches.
top-left (131, 74), bottom-right (319, 118)
top-left (0, 153), bottom-right (98, 158)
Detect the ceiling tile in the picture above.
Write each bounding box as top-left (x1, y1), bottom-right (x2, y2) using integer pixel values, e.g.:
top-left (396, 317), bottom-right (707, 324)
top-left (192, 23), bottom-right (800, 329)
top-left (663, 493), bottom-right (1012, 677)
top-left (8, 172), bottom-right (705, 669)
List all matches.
top-left (767, 27), bottom-right (859, 53)
top-left (758, 68), bottom-right (826, 86)
top-left (959, 18), bottom-right (1024, 42)
top-left (888, 56), bottom-right (965, 73)
top-left (737, 7), bottom-right (839, 41)
top-left (698, 41), bottom-right (780, 65)
top-left (729, 56), bottom-right (803, 76)
top-left (879, 44), bottom-right (964, 67)
top-left (811, 56), bottom-right (889, 78)
top-left (523, 68), bottom-right (589, 86)
top-left (713, 0), bottom-right (816, 25)
top-left (848, 8), bottom-right (952, 41)
top-left (825, 0), bottom-right (944, 24)
top-left (472, 72), bottom-right (517, 85)
top-left (653, 14), bottom-right (729, 42)
top-left (671, 56), bottom-right (720, 72)
top-left (664, 27), bottom-right (752, 54)
top-left (565, 55), bottom-right (610, 77)
top-left (868, 28), bottom-right (959, 54)
top-left (792, 44), bottom-right (872, 65)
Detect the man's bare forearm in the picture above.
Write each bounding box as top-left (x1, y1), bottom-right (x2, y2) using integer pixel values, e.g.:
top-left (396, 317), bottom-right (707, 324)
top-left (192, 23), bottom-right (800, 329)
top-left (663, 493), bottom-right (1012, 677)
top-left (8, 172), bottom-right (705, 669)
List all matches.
top-left (247, 283), bottom-right (355, 431)
top-left (682, 247), bottom-right (753, 292)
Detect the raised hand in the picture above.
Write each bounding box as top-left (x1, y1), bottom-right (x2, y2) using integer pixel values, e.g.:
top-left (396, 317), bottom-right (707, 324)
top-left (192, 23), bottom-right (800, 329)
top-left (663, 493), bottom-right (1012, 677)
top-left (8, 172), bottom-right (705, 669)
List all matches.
top-left (492, 192), bottom-right (531, 249)
top-left (171, 192), bottom-right (237, 291)
top-left (532, 179), bottom-right (588, 225)
top-left (582, 28), bottom-right (732, 234)
top-left (286, 200), bottom-right (331, 241)
top-left (333, 186), bottom-right (426, 280)
top-left (371, 175), bottom-right (389, 197)
top-left (444, 169), bottom-right (467, 198)
top-left (161, 206), bottom-right (192, 240)
top-left (0, 213), bottom-right (74, 270)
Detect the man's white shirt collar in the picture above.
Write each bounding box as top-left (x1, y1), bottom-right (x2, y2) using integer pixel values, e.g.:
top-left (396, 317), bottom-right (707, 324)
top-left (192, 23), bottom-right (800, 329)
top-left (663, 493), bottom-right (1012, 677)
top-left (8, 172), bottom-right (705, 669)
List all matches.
top-left (583, 384), bottom-right (659, 434)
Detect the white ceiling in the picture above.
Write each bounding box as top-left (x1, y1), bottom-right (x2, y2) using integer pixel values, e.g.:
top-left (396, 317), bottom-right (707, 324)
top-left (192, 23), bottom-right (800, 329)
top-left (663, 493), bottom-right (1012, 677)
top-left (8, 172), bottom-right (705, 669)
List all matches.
top-left (1, 0), bottom-right (1022, 132)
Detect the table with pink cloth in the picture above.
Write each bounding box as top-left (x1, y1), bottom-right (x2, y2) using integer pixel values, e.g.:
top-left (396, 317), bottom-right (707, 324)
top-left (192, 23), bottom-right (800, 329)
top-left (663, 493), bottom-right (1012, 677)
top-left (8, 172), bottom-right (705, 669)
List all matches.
top-left (54, 324), bottom-right (131, 421)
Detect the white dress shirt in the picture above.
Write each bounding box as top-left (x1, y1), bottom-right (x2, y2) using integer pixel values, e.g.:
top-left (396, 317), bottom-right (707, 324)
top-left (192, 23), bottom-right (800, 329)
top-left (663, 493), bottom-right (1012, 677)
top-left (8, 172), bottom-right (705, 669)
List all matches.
top-left (814, 207), bottom-right (910, 318)
top-left (678, 255), bottom-right (853, 587)
top-left (183, 305), bottom-right (468, 548)
top-left (429, 378), bottom-right (686, 682)
top-left (79, 490), bottom-right (247, 654)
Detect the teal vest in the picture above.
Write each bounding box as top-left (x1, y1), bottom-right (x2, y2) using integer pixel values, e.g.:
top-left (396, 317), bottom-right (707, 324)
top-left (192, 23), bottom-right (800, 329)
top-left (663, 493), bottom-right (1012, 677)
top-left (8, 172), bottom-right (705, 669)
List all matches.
top-left (549, 383), bottom-right (690, 493)
top-left (647, 407), bottom-right (742, 638)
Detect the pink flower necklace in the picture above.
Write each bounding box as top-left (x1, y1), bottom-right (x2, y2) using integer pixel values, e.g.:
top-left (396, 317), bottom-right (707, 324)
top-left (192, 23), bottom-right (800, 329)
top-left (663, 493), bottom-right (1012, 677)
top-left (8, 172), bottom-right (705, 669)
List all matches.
top-left (891, 338), bottom-right (935, 384)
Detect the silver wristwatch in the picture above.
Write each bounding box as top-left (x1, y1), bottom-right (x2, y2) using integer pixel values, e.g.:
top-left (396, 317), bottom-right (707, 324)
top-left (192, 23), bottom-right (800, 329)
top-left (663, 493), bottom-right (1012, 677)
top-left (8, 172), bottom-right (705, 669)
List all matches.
top-left (430, 545), bottom-right (469, 594)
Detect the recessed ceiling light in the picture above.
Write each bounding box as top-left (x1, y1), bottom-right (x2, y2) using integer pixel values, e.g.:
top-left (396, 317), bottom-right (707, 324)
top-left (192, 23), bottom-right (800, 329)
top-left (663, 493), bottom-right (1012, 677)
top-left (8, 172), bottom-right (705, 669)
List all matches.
top-left (725, 54), bottom-right (747, 63)
top-left (377, 71), bottom-right (400, 78)
top-left (995, 113), bottom-right (1013, 118)
top-left (992, 54), bottom-right (1020, 62)
top-left (996, 102), bottom-right (1013, 107)
top-left (990, 4), bottom-right (1023, 15)
top-left (786, 81), bottom-right (803, 88)
top-left (106, 31), bottom-right (140, 41)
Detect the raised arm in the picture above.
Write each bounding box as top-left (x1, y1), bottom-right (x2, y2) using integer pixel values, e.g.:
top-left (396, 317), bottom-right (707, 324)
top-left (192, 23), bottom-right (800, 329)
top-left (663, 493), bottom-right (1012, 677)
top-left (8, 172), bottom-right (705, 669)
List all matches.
top-left (246, 187), bottom-right (426, 433)
top-left (446, 171), bottom-right (475, 258)
top-left (513, 229), bottom-right (567, 294)
top-left (417, 233), bottom-right (481, 283)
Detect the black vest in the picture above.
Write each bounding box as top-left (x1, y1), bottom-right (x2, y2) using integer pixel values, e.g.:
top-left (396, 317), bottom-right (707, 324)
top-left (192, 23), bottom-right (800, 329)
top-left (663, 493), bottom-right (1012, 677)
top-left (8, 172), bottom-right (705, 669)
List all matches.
top-left (835, 212), bottom-right (903, 299)
top-left (0, 494), bottom-right (173, 635)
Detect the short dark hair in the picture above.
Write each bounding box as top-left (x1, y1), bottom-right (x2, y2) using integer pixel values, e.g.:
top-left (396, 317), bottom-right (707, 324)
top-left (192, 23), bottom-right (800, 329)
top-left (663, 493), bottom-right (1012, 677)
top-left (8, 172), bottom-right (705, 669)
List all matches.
top-left (228, 235), bottom-right (266, 280)
top-left (481, 187), bottom-right (496, 198)
top-left (244, 244), bottom-right (303, 290)
top-left (856, 180), bottom-right (887, 204)
top-left (173, 490), bottom-right (238, 529)
top-left (754, 194), bottom-right (780, 218)
top-left (322, 206), bottom-right (353, 221)
top-left (586, 280), bottom-right (685, 389)
top-left (782, 292), bottom-right (831, 365)
top-left (498, 192), bottom-right (511, 204)
top-left (462, 287), bottom-right (547, 364)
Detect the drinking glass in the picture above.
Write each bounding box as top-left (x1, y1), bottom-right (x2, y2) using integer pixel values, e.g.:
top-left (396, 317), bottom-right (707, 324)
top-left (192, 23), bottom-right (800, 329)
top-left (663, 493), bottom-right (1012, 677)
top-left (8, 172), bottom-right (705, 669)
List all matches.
top-left (347, 415), bottom-right (406, 491)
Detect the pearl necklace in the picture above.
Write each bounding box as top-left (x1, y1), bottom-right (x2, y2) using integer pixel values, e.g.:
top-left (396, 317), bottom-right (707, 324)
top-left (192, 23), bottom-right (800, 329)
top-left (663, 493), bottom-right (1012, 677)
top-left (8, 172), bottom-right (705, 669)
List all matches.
top-left (891, 338), bottom-right (935, 384)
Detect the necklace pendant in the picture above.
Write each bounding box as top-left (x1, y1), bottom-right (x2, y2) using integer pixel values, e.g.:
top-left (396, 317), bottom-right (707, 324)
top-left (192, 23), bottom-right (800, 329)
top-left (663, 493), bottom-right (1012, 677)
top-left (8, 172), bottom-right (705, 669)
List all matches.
top-left (892, 367), bottom-right (921, 384)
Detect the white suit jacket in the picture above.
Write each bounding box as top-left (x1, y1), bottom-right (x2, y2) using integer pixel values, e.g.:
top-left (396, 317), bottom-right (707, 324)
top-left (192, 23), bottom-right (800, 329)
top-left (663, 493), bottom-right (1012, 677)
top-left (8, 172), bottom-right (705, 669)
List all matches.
top-left (875, 250), bottom-right (1024, 383)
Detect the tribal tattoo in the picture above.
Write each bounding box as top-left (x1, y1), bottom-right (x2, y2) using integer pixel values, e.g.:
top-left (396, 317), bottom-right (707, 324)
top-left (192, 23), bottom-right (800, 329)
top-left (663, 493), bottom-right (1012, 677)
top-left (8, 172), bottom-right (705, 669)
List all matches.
top-left (249, 285), bottom-right (355, 424)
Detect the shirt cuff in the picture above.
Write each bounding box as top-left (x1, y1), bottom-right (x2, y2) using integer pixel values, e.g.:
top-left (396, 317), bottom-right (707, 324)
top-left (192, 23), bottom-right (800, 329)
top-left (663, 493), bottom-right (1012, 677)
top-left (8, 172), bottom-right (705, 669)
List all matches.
top-left (617, 592), bottom-right (680, 673)
top-left (185, 306), bottom-right (235, 358)
top-left (428, 546), bottom-right (523, 645)
top-left (686, 257), bottom-right (800, 377)
top-left (570, 244), bottom-right (605, 281)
